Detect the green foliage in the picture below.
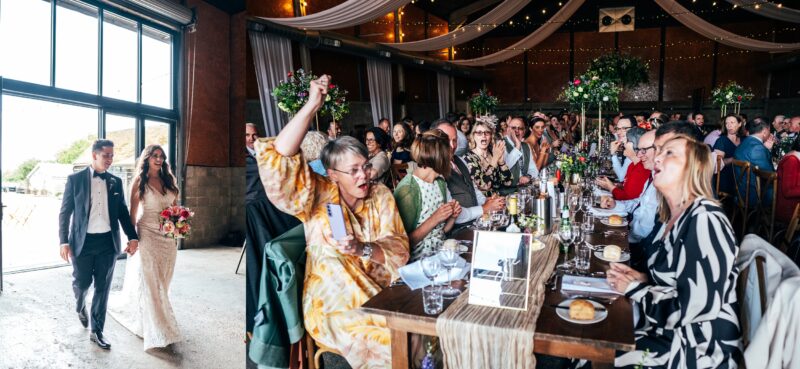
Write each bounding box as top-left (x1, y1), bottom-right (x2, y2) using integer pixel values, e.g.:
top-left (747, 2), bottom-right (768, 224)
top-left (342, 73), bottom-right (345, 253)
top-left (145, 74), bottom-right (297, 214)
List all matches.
top-left (587, 53), bottom-right (650, 89)
top-left (3, 158), bottom-right (41, 182)
top-left (56, 137), bottom-right (93, 164)
top-left (560, 71), bottom-right (621, 111)
top-left (711, 81), bottom-right (754, 108)
top-left (468, 88), bottom-right (500, 115)
top-left (272, 69), bottom-right (350, 121)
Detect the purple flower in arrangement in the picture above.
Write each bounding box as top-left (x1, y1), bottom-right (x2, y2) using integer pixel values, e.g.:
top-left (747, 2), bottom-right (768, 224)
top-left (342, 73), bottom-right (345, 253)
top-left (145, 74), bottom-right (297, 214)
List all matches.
top-left (421, 353), bottom-right (435, 369)
top-left (298, 92), bottom-right (307, 97)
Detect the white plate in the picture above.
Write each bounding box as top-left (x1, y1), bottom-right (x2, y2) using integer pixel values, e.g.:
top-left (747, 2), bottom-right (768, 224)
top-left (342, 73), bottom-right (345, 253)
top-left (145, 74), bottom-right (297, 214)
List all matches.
top-left (594, 250), bottom-right (631, 263)
top-left (555, 299), bottom-right (608, 324)
top-left (600, 218), bottom-right (628, 227)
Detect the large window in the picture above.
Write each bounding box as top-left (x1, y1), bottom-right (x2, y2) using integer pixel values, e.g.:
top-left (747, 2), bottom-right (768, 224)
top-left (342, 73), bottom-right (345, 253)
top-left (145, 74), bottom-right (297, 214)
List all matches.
top-left (0, 0), bottom-right (180, 272)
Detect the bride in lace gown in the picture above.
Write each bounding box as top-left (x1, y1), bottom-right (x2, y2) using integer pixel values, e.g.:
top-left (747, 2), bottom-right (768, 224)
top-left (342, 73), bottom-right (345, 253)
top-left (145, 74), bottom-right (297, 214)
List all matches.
top-left (110, 144), bottom-right (181, 350)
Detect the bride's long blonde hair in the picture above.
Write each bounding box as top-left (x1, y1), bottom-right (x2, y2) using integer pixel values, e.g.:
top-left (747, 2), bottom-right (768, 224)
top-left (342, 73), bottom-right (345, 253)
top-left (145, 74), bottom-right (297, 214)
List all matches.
top-left (136, 144), bottom-right (178, 199)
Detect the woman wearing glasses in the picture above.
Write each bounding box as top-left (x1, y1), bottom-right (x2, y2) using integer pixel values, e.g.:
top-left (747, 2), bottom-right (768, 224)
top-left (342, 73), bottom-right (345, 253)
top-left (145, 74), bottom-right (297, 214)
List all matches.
top-left (394, 129), bottom-right (462, 261)
top-left (607, 135), bottom-right (740, 369)
top-left (596, 127), bottom-right (650, 200)
top-left (463, 122), bottom-right (513, 197)
top-left (256, 75), bottom-right (409, 368)
top-left (610, 116), bottom-right (635, 179)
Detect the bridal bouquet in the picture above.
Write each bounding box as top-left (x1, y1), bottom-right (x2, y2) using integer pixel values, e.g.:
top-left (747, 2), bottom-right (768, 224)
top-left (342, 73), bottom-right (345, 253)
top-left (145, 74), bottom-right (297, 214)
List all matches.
top-left (272, 69), bottom-right (350, 121)
top-left (160, 205), bottom-right (194, 239)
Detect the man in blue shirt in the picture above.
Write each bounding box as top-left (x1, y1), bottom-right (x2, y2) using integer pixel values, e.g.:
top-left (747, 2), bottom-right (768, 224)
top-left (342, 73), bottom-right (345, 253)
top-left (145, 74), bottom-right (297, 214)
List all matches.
top-left (734, 119), bottom-right (775, 208)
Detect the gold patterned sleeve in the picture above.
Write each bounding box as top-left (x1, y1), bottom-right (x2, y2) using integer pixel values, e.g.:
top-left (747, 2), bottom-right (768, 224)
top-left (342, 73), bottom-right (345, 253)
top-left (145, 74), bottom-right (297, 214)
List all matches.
top-left (254, 137), bottom-right (321, 223)
top-left (369, 186), bottom-right (410, 280)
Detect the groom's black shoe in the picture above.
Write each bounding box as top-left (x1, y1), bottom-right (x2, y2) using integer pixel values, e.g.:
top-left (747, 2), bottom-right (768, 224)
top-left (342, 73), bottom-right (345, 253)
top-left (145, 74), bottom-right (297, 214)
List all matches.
top-left (78, 307), bottom-right (88, 328)
top-left (90, 331), bottom-right (111, 350)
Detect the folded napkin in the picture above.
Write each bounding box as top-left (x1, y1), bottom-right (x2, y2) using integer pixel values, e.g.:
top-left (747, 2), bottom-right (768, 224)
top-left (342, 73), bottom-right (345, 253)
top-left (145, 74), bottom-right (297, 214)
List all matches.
top-left (561, 275), bottom-right (622, 295)
top-left (399, 255), bottom-right (470, 290)
top-left (589, 206), bottom-right (627, 218)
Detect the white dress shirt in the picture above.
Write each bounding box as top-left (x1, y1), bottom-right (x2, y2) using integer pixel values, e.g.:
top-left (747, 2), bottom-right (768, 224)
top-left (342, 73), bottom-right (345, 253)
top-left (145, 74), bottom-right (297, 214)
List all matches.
top-left (87, 167), bottom-right (112, 234)
top-left (612, 155), bottom-right (631, 180)
top-left (611, 175), bottom-right (657, 243)
top-left (504, 137), bottom-right (540, 179)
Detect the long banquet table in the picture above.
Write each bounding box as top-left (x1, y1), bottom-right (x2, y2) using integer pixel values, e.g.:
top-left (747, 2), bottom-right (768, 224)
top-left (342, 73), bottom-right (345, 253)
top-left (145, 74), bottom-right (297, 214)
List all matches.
top-left (360, 216), bottom-right (636, 368)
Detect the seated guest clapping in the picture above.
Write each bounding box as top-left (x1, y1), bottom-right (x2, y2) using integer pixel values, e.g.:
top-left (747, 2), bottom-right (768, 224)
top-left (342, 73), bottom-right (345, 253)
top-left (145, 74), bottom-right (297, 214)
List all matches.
top-left (256, 75), bottom-right (409, 368)
top-left (776, 136), bottom-right (800, 223)
top-left (507, 117), bottom-right (542, 186)
top-left (434, 120), bottom-right (506, 227)
top-left (596, 127), bottom-right (650, 200)
top-left (607, 136), bottom-right (740, 369)
top-left (364, 127), bottom-right (391, 182)
top-left (394, 129), bottom-right (462, 260)
top-left (463, 122), bottom-right (514, 197)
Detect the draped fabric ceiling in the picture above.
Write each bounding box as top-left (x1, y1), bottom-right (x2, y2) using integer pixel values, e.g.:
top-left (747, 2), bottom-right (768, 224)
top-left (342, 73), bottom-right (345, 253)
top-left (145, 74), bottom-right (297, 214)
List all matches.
top-left (725, 0), bottom-right (800, 24)
top-left (261, 0), bottom-right (411, 30)
top-left (655, 0), bottom-right (800, 52)
top-left (381, 0), bottom-right (532, 52)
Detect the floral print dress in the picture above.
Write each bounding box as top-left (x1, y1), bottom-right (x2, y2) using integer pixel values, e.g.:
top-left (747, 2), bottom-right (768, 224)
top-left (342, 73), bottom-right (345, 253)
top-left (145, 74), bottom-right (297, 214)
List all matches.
top-left (256, 138), bottom-right (410, 369)
top-left (411, 175), bottom-right (447, 261)
top-left (462, 149), bottom-right (513, 196)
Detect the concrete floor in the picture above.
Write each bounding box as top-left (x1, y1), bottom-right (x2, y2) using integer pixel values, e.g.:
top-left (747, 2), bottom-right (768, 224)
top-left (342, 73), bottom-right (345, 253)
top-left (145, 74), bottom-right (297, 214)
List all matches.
top-left (0, 247), bottom-right (245, 369)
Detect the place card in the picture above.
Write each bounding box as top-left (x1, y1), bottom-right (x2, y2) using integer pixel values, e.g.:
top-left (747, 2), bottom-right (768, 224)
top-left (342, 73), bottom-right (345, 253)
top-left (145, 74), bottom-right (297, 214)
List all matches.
top-left (468, 231), bottom-right (534, 311)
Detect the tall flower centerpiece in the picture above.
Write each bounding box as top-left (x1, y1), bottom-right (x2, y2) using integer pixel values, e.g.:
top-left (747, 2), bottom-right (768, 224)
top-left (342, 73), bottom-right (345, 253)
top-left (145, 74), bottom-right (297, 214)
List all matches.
top-left (711, 81), bottom-right (754, 117)
top-left (272, 69), bottom-right (350, 130)
top-left (561, 71), bottom-right (620, 150)
top-left (468, 88), bottom-right (500, 117)
top-left (586, 52), bottom-right (649, 89)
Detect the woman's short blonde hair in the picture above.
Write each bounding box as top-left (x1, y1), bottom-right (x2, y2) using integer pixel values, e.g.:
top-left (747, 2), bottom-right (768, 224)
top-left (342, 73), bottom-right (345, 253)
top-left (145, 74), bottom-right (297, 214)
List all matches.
top-left (300, 131), bottom-right (328, 162)
top-left (468, 122), bottom-right (494, 150)
top-left (657, 135), bottom-right (718, 222)
top-left (411, 129), bottom-right (452, 177)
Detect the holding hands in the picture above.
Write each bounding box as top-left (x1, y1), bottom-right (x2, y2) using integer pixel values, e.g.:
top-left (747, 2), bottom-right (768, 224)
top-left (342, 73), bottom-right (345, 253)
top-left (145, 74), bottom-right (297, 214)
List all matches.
top-left (606, 262), bottom-right (647, 293)
top-left (125, 240), bottom-right (139, 256)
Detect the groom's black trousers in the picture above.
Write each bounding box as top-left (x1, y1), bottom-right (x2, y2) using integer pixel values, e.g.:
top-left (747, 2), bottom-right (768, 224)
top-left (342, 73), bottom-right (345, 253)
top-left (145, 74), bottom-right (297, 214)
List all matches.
top-left (72, 232), bottom-right (116, 333)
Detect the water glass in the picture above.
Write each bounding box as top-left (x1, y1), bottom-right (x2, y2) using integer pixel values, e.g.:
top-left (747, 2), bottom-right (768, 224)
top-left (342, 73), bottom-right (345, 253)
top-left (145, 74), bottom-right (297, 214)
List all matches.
top-left (582, 213), bottom-right (595, 233)
top-left (420, 254), bottom-right (441, 284)
top-left (422, 285), bottom-right (443, 315)
top-left (438, 244), bottom-right (461, 297)
top-left (576, 243), bottom-right (591, 271)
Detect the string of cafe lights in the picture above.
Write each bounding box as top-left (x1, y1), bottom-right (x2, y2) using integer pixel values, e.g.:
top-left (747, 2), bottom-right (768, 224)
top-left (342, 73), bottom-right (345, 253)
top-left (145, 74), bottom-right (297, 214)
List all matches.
top-left (498, 48), bottom-right (755, 65)
top-left (445, 26), bottom-right (798, 54)
top-left (369, 0), bottom-right (789, 30)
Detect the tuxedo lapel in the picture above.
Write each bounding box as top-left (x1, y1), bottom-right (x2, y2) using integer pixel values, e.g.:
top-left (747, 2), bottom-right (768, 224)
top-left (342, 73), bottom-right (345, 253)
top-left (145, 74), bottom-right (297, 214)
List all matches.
top-left (106, 175), bottom-right (116, 223)
top-left (83, 168), bottom-right (91, 216)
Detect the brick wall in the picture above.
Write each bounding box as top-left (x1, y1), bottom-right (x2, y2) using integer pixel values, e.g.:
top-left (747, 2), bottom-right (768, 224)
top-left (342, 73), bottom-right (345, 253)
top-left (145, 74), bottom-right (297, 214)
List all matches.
top-left (182, 166), bottom-right (245, 248)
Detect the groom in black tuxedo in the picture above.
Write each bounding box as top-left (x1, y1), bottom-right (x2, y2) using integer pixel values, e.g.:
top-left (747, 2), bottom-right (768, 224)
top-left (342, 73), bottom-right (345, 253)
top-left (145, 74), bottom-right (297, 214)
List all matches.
top-left (58, 139), bottom-right (139, 349)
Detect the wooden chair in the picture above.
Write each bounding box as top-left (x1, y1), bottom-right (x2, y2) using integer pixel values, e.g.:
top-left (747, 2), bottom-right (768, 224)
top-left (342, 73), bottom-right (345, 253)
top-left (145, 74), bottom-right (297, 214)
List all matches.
top-left (730, 159), bottom-right (752, 239)
top-left (777, 203), bottom-right (800, 254)
top-left (305, 335), bottom-right (343, 369)
top-left (736, 255), bottom-right (767, 349)
top-left (715, 154), bottom-right (730, 202)
top-left (752, 167), bottom-right (778, 243)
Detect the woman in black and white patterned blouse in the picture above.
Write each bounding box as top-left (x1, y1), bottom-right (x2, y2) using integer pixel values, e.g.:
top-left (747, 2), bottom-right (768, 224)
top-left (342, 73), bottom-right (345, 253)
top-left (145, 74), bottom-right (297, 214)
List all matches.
top-left (607, 135), bottom-right (741, 368)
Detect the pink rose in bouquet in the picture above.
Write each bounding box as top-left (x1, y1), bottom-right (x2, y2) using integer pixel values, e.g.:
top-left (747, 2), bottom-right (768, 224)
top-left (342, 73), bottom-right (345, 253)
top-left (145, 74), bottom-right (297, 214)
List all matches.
top-left (160, 205), bottom-right (194, 239)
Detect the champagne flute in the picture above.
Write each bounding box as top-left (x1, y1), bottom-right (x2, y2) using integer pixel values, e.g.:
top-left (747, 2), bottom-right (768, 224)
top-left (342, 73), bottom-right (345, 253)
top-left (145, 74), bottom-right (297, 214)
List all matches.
top-left (438, 243), bottom-right (461, 297)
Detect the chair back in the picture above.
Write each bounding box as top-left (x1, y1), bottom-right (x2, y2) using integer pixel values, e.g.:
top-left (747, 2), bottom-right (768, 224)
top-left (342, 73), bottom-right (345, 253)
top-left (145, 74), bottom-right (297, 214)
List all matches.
top-left (737, 255), bottom-right (767, 348)
top-left (715, 154), bottom-right (729, 201)
top-left (731, 159), bottom-right (752, 238)
top-left (752, 167), bottom-right (778, 243)
top-left (780, 203), bottom-right (800, 253)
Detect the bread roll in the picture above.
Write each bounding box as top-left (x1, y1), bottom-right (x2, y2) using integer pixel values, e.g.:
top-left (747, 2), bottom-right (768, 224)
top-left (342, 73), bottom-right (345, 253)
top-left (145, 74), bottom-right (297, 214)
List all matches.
top-left (603, 245), bottom-right (622, 261)
top-left (569, 299), bottom-right (595, 320)
top-left (608, 214), bottom-right (624, 225)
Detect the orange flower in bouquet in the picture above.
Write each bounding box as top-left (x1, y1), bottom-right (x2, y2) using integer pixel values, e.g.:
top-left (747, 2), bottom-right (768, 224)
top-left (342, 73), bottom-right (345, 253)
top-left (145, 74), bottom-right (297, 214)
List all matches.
top-left (159, 205), bottom-right (194, 239)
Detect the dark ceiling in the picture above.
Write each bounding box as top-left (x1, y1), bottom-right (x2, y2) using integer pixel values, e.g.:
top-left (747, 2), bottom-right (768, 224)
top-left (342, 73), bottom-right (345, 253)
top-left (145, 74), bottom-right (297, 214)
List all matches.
top-left (203, 0), bottom-right (246, 14)
top-left (411, 0), bottom-right (800, 34)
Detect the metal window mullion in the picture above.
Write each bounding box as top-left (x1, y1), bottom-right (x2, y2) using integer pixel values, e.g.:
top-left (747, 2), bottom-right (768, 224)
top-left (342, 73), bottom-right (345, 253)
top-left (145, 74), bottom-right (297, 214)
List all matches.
top-left (137, 22), bottom-right (142, 104)
top-left (99, 108), bottom-right (105, 139)
top-left (98, 10), bottom-right (104, 97)
top-left (51, 0), bottom-right (57, 87)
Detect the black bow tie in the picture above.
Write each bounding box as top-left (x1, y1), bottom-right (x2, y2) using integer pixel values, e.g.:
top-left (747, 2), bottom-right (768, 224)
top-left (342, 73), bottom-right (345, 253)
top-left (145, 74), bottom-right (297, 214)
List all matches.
top-left (93, 171), bottom-right (108, 181)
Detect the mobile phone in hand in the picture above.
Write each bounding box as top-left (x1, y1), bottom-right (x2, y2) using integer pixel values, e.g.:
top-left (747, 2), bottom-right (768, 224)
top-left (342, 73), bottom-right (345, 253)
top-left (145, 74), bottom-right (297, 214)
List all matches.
top-left (326, 203), bottom-right (347, 241)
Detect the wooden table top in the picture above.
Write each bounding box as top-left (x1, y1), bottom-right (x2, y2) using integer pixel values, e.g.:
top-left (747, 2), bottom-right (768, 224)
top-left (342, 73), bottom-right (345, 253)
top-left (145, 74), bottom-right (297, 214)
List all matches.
top-left (360, 213), bottom-right (636, 362)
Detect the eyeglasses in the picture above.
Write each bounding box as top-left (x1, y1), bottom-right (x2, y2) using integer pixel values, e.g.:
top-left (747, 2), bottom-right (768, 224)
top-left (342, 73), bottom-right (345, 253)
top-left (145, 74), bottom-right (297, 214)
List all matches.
top-left (473, 131), bottom-right (492, 136)
top-left (647, 118), bottom-right (664, 124)
top-left (510, 126), bottom-right (525, 131)
top-left (365, 138), bottom-right (376, 143)
top-left (332, 163), bottom-right (373, 177)
top-left (635, 145), bottom-right (655, 155)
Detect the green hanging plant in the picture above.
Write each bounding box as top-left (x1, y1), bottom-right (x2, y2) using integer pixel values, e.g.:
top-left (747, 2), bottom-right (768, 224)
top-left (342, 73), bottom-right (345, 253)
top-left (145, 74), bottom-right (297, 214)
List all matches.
top-left (586, 52), bottom-right (649, 89)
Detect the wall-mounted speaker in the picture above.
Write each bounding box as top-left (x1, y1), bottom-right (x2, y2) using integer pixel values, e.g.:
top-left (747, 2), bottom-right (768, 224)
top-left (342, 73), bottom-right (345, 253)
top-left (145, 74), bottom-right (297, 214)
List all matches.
top-left (599, 7), bottom-right (635, 33)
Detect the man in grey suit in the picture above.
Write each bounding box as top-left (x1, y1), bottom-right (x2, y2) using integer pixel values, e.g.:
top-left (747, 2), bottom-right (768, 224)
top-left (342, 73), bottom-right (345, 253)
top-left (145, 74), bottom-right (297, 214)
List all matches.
top-left (58, 139), bottom-right (139, 349)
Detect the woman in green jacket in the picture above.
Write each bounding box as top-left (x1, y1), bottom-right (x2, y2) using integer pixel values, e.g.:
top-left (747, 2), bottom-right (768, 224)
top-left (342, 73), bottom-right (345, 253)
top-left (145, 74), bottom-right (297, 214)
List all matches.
top-left (394, 129), bottom-right (462, 261)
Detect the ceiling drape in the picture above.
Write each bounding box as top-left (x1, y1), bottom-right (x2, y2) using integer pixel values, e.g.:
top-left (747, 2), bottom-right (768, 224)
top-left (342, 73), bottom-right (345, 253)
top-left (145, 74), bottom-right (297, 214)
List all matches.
top-left (381, 0), bottom-right (532, 52)
top-left (451, 0), bottom-right (585, 67)
top-left (725, 0), bottom-right (800, 24)
top-left (260, 0), bottom-right (411, 30)
top-left (655, 0), bottom-right (800, 52)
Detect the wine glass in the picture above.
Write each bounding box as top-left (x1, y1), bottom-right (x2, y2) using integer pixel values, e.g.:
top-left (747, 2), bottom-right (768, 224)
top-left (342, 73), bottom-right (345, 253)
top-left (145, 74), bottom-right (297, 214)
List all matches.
top-left (581, 193), bottom-right (592, 214)
top-left (420, 253), bottom-right (442, 288)
top-left (438, 243), bottom-right (461, 297)
top-left (568, 193), bottom-right (580, 223)
top-left (557, 225), bottom-right (573, 270)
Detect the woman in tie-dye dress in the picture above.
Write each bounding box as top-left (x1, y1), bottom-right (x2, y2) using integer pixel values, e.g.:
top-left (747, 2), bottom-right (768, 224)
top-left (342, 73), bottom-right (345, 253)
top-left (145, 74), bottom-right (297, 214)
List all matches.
top-left (256, 75), bottom-right (409, 369)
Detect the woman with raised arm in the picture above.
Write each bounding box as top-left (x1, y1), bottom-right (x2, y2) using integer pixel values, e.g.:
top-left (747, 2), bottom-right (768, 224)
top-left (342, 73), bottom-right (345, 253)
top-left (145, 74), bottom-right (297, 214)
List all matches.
top-left (255, 75), bottom-right (409, 368)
